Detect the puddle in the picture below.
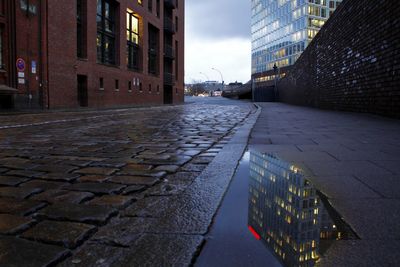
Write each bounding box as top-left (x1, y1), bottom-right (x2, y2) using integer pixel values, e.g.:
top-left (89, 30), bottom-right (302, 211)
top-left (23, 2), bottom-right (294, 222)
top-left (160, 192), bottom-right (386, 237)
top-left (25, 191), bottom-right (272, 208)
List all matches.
top-left (248, 150), bottom-right (356, 267)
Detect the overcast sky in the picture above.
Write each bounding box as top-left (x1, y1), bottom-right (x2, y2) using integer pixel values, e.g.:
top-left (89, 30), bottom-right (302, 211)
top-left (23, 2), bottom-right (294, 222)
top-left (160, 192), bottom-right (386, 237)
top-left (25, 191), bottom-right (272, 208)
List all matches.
top-left (185, 0), bottom-right (251, 84)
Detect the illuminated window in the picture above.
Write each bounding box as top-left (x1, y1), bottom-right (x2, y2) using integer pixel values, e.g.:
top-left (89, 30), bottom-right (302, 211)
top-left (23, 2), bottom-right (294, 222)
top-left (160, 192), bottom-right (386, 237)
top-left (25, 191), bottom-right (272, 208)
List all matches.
top-left (138, 0), bottom-right (142, 5)
top-left (127, 9), bottom-right (140, 70)
top-left (97, 0), bottom-right (117, 64)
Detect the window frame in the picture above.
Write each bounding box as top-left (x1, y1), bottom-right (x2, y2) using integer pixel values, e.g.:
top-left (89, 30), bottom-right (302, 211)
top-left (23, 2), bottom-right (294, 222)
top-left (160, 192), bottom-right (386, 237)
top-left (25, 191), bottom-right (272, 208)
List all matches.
top-left (127, 10), bottom-right (140, 70)
top-left (97, 0), bottom-right (117, 65)
top-left (0, 26), bottom-right (3, 69)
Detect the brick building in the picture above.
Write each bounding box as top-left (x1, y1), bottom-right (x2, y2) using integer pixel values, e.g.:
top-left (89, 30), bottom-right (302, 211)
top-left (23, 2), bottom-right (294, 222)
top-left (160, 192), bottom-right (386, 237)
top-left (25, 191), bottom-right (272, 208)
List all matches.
top-left (0, 0), bottom-right (184, 109)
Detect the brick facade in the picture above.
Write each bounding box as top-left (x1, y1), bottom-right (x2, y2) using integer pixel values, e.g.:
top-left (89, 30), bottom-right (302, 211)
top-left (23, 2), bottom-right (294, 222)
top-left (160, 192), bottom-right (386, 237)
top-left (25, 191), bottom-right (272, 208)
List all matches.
top-left (0, 0), bottom-right (184, 109)
top-left (278, 0), bottom-right (400, 118)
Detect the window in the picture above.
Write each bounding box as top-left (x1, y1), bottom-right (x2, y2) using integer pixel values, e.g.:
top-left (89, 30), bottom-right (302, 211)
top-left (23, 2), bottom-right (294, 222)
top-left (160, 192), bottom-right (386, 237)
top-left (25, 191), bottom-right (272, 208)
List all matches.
top-left (115, 79), bottom-right (119, 90)
top-left (97, 0), bottom-right (117, 64)
top-left (138, 0), bottom-right (142, 5)
top-left (175, 17), bottom-right (178, 32)
top-left (156, 0), bottom-right (160, 17)
top-left (148, 24), bottom-right (159, 75)
top-left (0, 27), bottom-right (3, 69)
top-left (127, 10), bottom-right (140, 70)
top-left (128, 81), bottom-right (132, 91)
top-left (99, 77), bottom-right (104, 89)
top-left (77, 0), bottom-right (87, 58)
top-left (149, 84), bottom-right (152, 92)
top-left (175, 41), bottom-right (178, 81)
top-left (148, 0), bottom-right (153, 12)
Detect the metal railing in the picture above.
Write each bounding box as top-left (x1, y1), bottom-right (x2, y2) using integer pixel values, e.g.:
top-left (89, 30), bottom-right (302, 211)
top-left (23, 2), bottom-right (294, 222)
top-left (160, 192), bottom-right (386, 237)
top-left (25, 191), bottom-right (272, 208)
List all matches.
top-left (164, 17), bottom-right (176, 34)
top-left (164, 44), bottom-right (175, 59)
top-left (164, 0), bottom-right (177, 9)
top-left (164, 72), bottom-right (175, 86)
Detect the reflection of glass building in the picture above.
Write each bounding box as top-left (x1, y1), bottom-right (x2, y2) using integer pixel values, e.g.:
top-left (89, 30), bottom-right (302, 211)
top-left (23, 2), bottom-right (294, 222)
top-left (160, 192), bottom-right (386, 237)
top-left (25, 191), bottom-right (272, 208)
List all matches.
top-left (248, 150), bottom-right (340, 266)
top-left (251, 0), bottom-right (342, 85)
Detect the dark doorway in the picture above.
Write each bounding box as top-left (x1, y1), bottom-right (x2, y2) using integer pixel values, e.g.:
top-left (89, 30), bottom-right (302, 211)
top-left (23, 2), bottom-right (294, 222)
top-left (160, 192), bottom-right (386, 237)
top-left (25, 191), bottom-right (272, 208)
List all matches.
top-left (163, 85), bottom-right (173, 104)
top-left (0, 94), bottom-right (14, 109)
top-left (253, 85), bottom-right (276, 102)
top-left (77, 75), bottom-right (88, 107)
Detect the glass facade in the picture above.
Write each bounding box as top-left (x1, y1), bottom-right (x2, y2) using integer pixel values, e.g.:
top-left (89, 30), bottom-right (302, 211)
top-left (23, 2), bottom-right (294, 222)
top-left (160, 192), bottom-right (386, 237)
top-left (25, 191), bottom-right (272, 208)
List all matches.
top-left (248, 150), bottom-right (344, 266)
top-left (251, 0), bottom-right (342, 75)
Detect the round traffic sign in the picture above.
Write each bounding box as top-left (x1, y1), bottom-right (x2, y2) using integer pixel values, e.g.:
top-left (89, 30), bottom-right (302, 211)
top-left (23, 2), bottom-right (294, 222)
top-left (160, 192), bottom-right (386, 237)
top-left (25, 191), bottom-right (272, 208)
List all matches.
top-left (16, 58), bottom-right (26, 72)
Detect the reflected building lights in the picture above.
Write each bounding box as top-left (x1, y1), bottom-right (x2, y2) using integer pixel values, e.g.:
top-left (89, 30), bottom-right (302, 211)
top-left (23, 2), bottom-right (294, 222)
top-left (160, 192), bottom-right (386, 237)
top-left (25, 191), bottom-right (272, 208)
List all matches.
top-left (248, 150), bottom-right (342, 266)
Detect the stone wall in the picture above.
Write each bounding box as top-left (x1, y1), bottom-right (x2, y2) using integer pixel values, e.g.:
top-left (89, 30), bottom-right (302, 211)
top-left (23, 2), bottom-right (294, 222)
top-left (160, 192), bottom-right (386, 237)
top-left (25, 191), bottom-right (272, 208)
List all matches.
top-left (278, 0), bottom-right (400, 118)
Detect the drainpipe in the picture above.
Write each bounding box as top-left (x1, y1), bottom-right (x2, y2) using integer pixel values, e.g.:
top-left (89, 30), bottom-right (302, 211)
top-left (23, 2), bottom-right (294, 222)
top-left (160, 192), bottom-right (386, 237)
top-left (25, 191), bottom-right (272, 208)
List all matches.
top-left (38, 0), bottom-right (44, 108)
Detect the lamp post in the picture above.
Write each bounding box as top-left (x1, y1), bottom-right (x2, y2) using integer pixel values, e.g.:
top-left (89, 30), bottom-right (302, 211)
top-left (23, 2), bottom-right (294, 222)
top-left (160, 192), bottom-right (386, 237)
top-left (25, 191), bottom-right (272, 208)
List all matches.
top-left (273, 63), bottom-right (278, 102)
top-left (211, 67), bottom-right (224, 88)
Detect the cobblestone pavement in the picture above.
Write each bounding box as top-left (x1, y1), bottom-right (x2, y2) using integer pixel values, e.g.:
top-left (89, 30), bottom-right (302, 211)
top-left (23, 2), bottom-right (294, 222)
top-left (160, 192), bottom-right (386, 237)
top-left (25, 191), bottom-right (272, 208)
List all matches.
top-left (0, 98), bottom-right (255, 266)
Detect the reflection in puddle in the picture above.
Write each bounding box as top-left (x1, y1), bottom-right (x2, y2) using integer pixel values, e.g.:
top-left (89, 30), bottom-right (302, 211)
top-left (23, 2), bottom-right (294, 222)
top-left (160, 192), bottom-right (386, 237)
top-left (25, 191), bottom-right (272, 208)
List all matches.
top-left (248, 150), bottom-right (346, 267)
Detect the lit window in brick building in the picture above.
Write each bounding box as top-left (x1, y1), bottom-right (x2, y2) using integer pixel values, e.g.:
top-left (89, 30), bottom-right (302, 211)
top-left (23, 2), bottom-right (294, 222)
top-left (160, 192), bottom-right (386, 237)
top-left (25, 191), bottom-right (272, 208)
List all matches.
top-left (127, 9), bottom-right (140, 70)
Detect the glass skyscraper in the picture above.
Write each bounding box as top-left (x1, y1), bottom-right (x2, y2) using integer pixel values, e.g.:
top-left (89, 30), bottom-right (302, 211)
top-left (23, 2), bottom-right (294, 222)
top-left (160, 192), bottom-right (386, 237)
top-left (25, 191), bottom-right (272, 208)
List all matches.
top-left (251, 0), bottom-right (342, 82)
top-left (248, 150), bottom-right (343, 266)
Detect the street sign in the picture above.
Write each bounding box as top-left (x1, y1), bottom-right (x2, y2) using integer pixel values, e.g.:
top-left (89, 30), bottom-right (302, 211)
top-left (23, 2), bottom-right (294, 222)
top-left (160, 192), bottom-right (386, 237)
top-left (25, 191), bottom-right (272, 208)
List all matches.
top-left (16, 58), bottom-right (26, 72)
top-left (31, 60), bottom-right (37, 74)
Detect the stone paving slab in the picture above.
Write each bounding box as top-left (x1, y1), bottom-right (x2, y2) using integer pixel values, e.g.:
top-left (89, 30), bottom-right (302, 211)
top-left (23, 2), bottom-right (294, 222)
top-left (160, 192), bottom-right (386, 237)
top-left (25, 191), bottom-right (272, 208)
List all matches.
top-left (35, 203), bottom-right (118, 225)
top-left (31, 190), bottom-right (94, 204)
top-left (0, 175), bottom-right (30, 186)
top-left (21, 220), bottom-right (96, 249)
top-left (317, 240), bottom-right (400, 267)
top-left (0, 197), bottom-right (46, 216)
top-left (58, 243), bottom-right (130, 267)
top-left (0, 214), bottom-right (34, 235)
top-left (118, 234), bottom-right (204, 266)
top-left (0, 236), bottom-right (70, 267)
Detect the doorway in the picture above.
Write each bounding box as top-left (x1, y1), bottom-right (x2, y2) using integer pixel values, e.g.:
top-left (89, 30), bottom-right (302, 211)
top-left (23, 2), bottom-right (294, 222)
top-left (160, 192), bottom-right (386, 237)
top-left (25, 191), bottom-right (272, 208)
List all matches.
top-left (163, 85), bottom-right (173, 104)
top-left (77, 75), bottom-right (88, 107)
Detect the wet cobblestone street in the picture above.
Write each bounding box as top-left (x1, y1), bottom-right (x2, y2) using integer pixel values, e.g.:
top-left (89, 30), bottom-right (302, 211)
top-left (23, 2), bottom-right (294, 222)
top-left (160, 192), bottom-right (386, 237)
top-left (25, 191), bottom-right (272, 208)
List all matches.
top-left (0, 98), bottom-right (255, 266)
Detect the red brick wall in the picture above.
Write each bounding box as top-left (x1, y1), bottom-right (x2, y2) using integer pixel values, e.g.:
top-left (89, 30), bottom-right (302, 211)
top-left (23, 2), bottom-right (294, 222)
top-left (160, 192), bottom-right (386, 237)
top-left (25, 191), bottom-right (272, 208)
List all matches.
top-left (278, 0), bottom-right (400, 118)
top-left (8, 0), bottom-right (185, 109)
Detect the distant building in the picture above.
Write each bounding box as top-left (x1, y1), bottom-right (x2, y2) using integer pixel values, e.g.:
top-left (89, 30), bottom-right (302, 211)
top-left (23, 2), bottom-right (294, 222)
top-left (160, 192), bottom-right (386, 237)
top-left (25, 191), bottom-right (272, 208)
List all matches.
top-left (251, 0), bottom-right (341, 99)
top-left (0, 0), bottom-right (184, 109)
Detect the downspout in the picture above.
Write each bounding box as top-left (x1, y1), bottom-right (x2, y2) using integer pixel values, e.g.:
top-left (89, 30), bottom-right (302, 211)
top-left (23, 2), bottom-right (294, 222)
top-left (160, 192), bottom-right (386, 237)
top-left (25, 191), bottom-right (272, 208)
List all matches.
top-left (46, 0), bottom-right (49, 108)
top-left (38, 0), bottom-right (42, 108)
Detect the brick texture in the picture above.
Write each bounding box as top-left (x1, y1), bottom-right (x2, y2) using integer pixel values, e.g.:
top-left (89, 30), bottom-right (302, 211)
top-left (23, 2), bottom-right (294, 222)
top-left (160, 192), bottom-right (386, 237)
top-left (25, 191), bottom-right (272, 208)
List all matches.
top-left (1, 0), bottom-right (184, 109)
top-left (278, 0), bottom-right (400, 118)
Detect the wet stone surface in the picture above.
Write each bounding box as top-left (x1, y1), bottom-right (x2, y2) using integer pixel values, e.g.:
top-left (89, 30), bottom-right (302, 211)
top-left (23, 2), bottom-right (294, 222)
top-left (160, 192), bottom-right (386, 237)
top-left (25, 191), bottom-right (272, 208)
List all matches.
top-left (21, 220), bottom-right (96, 249)
top-left (0, 214), bottom-right (35, 234)
top-left (0, 99), bottom-right (252, 266)
top-left (0, 236), bottom-right (70, 266)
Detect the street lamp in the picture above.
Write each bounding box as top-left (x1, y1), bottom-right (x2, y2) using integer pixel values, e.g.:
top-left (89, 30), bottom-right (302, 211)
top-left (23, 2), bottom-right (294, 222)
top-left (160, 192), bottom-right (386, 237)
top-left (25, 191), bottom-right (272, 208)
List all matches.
top-left (211, 67), bottom-right (224, 86)
top-left (273, 63), bottom-right (279, 101)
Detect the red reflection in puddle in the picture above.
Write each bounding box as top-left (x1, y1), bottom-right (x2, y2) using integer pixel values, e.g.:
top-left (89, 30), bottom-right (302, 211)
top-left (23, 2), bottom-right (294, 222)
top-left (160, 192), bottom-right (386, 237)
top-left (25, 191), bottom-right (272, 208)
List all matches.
top-left (248, 225), bottom-right (261, 240)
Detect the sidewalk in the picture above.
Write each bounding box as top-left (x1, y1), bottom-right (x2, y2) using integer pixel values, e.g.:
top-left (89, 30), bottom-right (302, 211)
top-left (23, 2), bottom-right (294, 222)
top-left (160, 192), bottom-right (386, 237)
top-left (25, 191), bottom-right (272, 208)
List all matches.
top-left (249, 103), bottom-right (400, 266)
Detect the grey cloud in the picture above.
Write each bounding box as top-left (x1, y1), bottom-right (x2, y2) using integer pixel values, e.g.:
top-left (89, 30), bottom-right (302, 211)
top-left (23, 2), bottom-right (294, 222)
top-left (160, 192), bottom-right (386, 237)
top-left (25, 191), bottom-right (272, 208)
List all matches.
top-left (186, 0), bottom-right (251, 39)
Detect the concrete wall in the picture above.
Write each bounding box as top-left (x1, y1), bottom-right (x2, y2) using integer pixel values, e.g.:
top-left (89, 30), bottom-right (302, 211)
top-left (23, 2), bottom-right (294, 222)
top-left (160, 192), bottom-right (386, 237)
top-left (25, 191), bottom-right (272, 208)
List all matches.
top-left (278, 0), bottom-right (400, 118)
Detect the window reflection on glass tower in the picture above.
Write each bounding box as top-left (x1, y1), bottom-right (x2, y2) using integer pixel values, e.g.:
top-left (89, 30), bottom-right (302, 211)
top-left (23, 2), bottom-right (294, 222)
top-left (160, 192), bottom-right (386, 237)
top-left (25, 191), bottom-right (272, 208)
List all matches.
top-left (248, 150), bottom-right (341, 266)
top-left (251, 0), bottom-right (342, 82)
